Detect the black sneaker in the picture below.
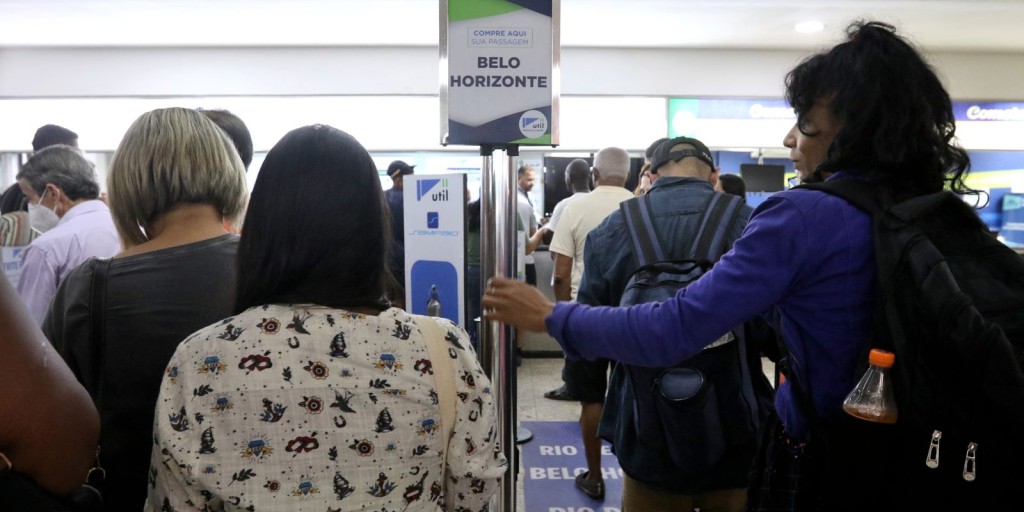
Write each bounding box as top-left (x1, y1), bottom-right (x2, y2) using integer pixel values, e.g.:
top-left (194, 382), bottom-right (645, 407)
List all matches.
top-left (543, 384), bottom-right (576, 401)
top-left (575, 471), bottom-right (605, 500)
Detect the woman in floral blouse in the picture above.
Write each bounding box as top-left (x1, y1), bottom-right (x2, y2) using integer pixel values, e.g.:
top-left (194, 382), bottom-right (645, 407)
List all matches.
top-left (146, 125), bottom-right (507, 511)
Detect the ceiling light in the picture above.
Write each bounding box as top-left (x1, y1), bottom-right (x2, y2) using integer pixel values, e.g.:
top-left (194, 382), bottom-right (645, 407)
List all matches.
top-left (795, 21), bottom-right (825, 34)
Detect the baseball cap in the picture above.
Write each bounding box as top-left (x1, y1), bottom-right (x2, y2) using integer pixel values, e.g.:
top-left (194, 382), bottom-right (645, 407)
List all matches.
top-left (649, 136), bottom-right (715, 174)
top-left (387, 160), bottom-right (415, 178)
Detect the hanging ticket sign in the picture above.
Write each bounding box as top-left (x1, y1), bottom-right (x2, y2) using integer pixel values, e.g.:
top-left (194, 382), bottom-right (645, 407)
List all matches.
top-left (441, 0), bottom-right (560, 146)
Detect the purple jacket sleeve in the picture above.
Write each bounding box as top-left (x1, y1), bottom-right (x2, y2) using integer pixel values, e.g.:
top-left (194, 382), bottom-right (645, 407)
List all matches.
top-left (546, 194), bottom-right (812, 368)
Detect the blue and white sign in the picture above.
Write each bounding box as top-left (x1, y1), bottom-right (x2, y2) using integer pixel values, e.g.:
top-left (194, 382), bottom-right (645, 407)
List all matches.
top-left (669, 98), bottom-right (795, 121)
top-left (404, 174), bottom-right (467, 327)
top-left (954, 102), bottom-right (1024, 122)
top-left (441, 0), bottom-right (560, 146)
top-left (1, 246), bottom-right (26, 285)
top-left (669, 98), bottom-right (1024, 124)
top-left (520, 421), bottom-right (624, 512)
top-left (668, 98), bottom-right (797, 140)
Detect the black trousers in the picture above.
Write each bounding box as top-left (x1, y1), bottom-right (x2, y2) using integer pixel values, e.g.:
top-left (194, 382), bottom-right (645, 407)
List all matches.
top-left (525, 263), bottom-right (536, 286)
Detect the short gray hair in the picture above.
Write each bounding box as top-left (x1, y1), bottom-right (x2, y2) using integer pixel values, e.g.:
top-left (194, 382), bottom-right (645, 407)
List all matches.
top-left (108, 107), bottom-right (247, 247)
top-left (593, 147), bottom-right (630, 181)
top-left (17, 145), bottom-right (99, 200)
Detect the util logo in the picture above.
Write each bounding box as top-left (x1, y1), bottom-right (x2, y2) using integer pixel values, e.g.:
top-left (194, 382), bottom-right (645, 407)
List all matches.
top-left (417, 178), bottom-right (450, 201)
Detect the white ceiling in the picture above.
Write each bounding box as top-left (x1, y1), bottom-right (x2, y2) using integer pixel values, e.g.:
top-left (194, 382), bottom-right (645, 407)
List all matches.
top-left (1, 0), bottom-right (1024, 52)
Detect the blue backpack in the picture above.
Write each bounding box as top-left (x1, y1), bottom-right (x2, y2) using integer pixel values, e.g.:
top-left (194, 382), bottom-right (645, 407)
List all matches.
top-left (607, 192), bottom-right (771, 488)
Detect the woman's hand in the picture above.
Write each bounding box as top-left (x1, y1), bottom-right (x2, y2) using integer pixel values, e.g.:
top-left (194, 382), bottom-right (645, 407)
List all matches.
top-left (481, 278), bottom-right (554, 332)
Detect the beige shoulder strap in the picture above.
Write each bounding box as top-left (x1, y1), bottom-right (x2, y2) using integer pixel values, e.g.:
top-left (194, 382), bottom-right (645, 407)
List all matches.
top-left (416, 316), bottom-right (457, 483)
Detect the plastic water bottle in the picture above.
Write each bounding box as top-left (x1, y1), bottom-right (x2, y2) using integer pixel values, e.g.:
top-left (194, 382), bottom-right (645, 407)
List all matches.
top-left (842, 348), bottom-right (898, 424)
top-left (426, 285), bottom-right (442, 317)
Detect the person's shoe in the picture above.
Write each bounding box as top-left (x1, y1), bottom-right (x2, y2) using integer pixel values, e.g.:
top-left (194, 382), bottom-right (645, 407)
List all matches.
top-left (575, 471), bottom-right (605, 500)
top-left (543, 384), bottom-right (576, 401)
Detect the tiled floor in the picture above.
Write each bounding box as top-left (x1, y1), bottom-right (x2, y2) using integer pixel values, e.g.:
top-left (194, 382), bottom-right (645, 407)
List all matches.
top-left (514, 357), bottom-right (577, 511)
top-left (517, 357), bottom-right (579, 423)
top-left (511, 356), bottom-right (777, 511)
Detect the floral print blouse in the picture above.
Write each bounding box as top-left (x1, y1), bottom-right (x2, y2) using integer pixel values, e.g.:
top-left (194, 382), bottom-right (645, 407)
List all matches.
top-left (146, 304), bottom-right (506, 511)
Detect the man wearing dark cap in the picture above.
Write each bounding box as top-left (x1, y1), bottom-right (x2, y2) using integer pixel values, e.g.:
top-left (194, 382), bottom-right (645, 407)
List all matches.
top-left (385, 160), bottom-right (415, 308)
top-left (575, 137), bottom-right (770, 510)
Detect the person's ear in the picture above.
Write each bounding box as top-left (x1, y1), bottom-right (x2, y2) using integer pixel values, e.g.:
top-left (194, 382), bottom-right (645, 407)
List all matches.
top-left (709, 167), bottom-right (720, 187)
top-left (45, 183), bottom-right (62, 202)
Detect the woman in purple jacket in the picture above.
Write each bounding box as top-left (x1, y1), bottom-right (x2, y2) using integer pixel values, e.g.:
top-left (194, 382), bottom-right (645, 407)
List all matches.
top-left (485, 21), bottom-right (975, 511)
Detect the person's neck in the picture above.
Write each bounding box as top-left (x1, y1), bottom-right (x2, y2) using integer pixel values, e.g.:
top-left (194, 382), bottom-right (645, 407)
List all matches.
top-left (57, 197), bottom-right (90, 217)
top-left (595, 179), bottom-right (626, 188)
top-left (658, 169), bottom-right (708, 181)
top-left (118, 203), bottom-right (228, 258)
top-left (571, 186), bottom-right (590, 193)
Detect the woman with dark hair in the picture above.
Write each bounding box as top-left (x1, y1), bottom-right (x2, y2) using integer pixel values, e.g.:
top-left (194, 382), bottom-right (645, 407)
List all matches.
top-left (484, 21), bottom-right (983, 509)
top-left (147, 125), bottom-right (505, 511)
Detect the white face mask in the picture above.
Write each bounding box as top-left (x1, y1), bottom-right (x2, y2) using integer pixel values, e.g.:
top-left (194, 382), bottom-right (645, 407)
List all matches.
top-left (28, 189), bottom-right (60, 234)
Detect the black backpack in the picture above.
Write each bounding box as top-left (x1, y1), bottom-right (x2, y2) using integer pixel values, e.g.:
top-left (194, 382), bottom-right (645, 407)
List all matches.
top-left (613, 192), bottom-right (769, 480)
top-left (791, 179), bottom-right (1024, 507)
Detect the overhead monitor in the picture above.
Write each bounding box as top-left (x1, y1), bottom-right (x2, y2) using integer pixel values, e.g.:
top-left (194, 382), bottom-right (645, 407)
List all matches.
top-left (740, 163), bottom-right (785, 192)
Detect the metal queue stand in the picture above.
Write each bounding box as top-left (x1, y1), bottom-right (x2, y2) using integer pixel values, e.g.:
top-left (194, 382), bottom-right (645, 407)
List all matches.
top-left (441, 3), bottom-right (558, 508)
top-left (478, 143), bottom-right (529, 512)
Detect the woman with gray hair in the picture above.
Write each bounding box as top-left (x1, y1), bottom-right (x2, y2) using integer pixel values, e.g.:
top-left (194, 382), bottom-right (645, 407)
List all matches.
top-left (43, 107), bottom-right (248, 510)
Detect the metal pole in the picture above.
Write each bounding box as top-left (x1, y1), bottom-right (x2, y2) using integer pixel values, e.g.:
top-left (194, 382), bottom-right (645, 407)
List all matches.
top-left (499, 146), bottom-right (520, 512)
top-left (478, 145), bottom-right (518, 512)
top-left (479, 146), bottom-right (496, 378)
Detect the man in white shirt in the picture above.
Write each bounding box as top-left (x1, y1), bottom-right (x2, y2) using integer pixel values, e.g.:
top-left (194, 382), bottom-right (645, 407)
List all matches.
top-left (16, 145), bottom-right (120, 324)
top-left (542, 158), bottom-right (592, 401)
top-left (547, 147), bottom-right (634, 500)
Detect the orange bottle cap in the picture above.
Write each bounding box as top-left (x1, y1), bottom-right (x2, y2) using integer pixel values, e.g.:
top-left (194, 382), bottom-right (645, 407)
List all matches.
top-left (869, 349), bottom-right (895, 367)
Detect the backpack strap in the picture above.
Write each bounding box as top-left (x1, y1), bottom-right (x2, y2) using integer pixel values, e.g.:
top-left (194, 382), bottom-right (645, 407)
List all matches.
top-left (687, 193), bottom-right (745, 261)
top-left (88, 258), bottom-right (111, 488)
top-left (621, 191), bottom-right (745, 267)
top-left (797, 178), bottom-right (887, 215)
top-left (89, 258), bottom-right (111, 410)
top-left (416, 316), bottom-right (457, 485)
top-left (799, 177), bottom-right (964, 225)
top-left (620, 194), bottom-right (667, 267)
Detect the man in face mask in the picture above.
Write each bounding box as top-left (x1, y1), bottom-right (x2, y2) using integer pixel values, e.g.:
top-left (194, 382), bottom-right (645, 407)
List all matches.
top-left (15, 145), bottom-right (119, 324)
top-left (0, 125), bottom-right (80, 248)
